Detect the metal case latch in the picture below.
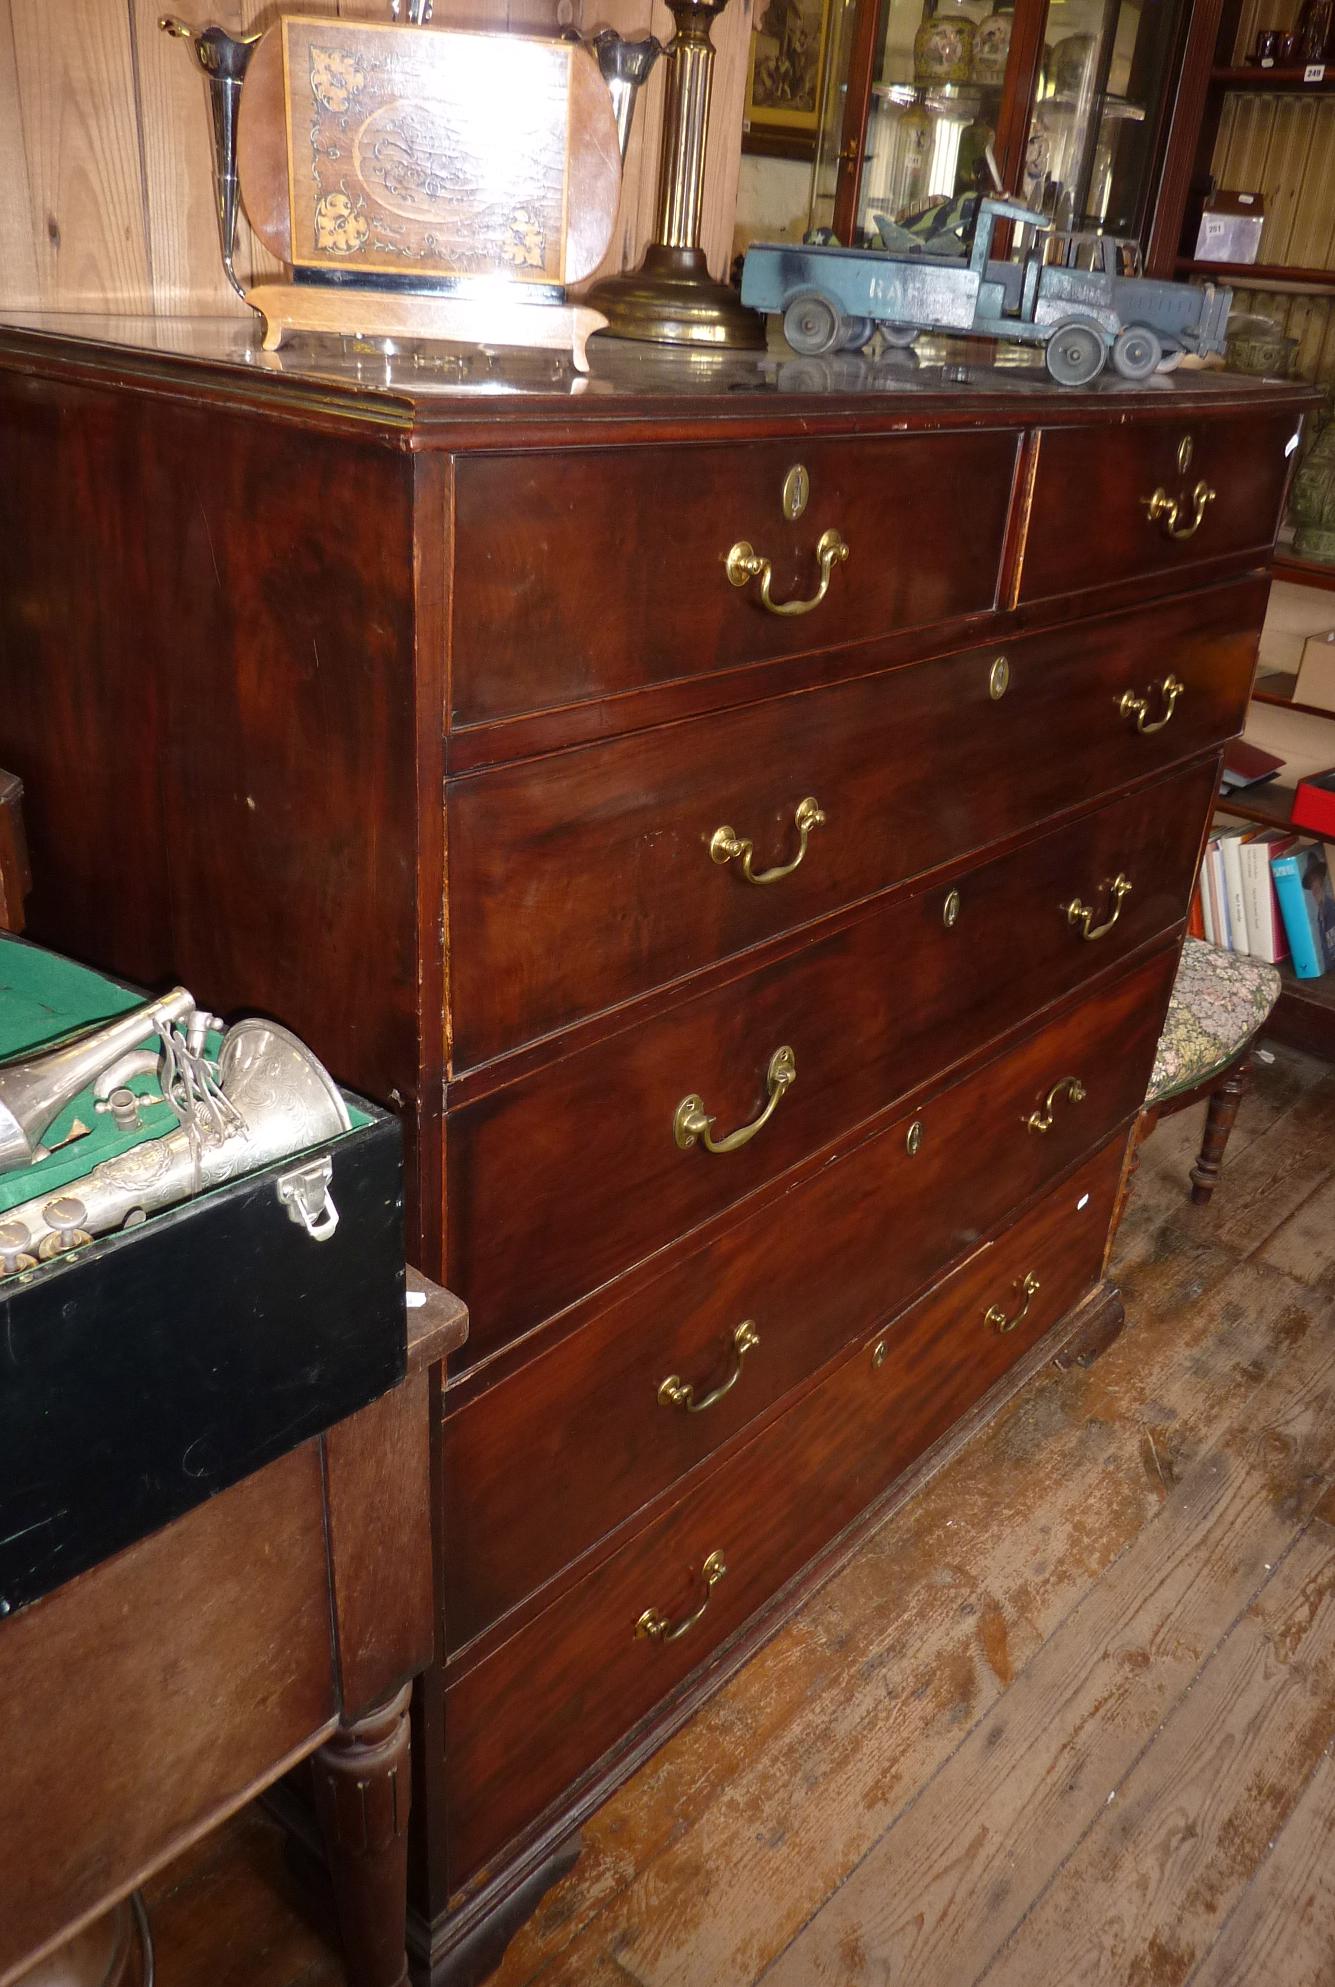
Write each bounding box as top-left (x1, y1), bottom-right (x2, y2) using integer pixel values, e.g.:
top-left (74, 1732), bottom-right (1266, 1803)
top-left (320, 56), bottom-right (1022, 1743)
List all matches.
top-left (276, 1155), bottom-right (339, 1242)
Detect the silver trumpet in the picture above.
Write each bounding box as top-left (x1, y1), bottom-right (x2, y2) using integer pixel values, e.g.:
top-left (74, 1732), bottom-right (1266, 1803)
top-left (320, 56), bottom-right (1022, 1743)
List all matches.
top-left (0, 1017), bottom-right (351, 1262)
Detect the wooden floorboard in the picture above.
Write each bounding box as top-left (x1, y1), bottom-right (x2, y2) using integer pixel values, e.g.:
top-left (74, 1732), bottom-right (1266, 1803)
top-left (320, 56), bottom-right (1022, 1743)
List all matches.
top-left (979, 1525), bottom-right (1335, 1987)
top-left (751, 1270), bottom-right (1335, 1987)
top-left (129, 1044), bottom-right (1335, 1987)
top-left (1190, 1740), bottom-right (1335, 1987)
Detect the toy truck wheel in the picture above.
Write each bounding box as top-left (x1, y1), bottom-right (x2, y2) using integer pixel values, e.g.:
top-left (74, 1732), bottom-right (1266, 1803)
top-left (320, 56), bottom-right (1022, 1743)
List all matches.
top-left (783, 292), bottom-right (841, 356)
top-left (840, 316), bottom-right (875, 351)
top-left (880, 323), bottom-right (919, 347)
top-left (1112, 325), bottom-right (1163, 380)
top-left (1045, 320), bottom-right (1106, 388)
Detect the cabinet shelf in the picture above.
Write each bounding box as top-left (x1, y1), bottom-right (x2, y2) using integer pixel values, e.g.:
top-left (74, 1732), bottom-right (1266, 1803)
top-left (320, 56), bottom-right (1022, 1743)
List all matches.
top-left (1210, 63), bottom-right (1335, 89)
top-left (1214, 780), bottom-right (1297, 827)
top-left (1176, 258), bottom-right (1335, 287)
top-left (1270, 960), bottom-right (1335, 1057)
top-left (1274, 553), bottom-right (1335, 591)
top-left (1253, 669), bottom-right (1335, 718)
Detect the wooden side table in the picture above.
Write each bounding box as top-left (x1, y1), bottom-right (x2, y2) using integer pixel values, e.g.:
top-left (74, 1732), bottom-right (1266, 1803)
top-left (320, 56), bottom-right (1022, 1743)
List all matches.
top-left (0, 765), bottom-right (463, 1985)
top-left (0, 1271), bottom-right (466, 1987)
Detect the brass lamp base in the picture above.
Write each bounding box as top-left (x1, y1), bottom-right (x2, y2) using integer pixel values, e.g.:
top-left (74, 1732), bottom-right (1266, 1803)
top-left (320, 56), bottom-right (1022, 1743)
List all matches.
top-left (589, 245), bottom-right (765, 350)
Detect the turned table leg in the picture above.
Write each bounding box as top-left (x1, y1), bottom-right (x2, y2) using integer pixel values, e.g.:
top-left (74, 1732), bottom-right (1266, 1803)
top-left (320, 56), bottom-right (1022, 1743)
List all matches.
top-left (1190, 1052), bottom-right (1253, 1206)
top-left (312, 1684), bottom-right (414, 1987)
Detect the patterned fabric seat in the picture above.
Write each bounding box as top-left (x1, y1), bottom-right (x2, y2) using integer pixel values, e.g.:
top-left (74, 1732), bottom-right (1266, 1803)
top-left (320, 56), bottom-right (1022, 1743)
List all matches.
top-left (1147, 938), bottom-right (1282, 1106)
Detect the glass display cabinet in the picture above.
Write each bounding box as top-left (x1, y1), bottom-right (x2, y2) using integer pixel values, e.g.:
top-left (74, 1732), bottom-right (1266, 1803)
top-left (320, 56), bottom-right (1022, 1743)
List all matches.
top-left (810, 0), bottom-right (1196, 250)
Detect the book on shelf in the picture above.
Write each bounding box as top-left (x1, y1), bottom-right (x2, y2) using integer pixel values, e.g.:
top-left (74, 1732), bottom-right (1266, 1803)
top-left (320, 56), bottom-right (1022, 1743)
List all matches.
top-left (1239, 829), bottom-right (1291, 964)
top-left (1271, 840), bottom-right (1335, 980)
top-left (1291, 768), bottom-right (1335, 840)
top-left (1219, 738), bottom-right (1285, 792)
top-left (1239, 826), bottom-right (1295, 965)
top-left (1196, 827), bottom-right (1293, 963)
top-left (1218, 825), bottom-right (1251, 954)
top-left (1203, 832), bottom-right (1229, 947)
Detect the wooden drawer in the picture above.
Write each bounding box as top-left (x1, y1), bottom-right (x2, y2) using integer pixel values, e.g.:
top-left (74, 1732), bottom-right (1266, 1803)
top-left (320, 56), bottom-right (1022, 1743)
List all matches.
top-left (449, 578), bottom-right (1264, 1066)
top-left (442, 945), bottom-right (1176, 1654)
top-left (447, 431), bottom-right (1019, 726)
top-left (1018, 410), bottom-right (1299, 604)
top-left (443, 1135), bottom-right (1125, 1889)
top-left (446, 758), bottom-right (1214, 1363)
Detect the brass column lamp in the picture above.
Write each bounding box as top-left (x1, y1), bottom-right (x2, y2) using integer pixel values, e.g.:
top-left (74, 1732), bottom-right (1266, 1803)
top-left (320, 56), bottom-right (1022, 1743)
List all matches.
top-left (590, 0), bottom-right (764, 349)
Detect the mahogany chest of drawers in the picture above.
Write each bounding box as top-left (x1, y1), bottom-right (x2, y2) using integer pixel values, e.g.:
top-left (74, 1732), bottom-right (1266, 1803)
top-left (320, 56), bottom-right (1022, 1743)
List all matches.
top-left (0, 320), bottom-right (1314, 1983)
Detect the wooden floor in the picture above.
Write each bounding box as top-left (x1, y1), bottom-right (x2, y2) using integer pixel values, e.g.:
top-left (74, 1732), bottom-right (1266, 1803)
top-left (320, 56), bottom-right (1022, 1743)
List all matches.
top-left (143, 1043), bottom-right (1335, 1987)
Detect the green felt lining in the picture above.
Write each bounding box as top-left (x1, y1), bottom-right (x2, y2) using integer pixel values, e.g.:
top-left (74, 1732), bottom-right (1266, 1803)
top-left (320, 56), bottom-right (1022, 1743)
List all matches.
top-left (0, 935), bottom-right (368, 1217)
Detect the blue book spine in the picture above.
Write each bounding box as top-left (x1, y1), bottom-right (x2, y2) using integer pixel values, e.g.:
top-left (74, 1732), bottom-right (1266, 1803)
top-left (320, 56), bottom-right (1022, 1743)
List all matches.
top-left (1272, 852), bottom-right (1322, 977)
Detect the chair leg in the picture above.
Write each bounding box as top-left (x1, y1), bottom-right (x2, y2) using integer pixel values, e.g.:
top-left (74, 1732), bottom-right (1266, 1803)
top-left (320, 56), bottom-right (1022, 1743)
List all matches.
top-left (1189, 1053), bottom-right (1253, 1206)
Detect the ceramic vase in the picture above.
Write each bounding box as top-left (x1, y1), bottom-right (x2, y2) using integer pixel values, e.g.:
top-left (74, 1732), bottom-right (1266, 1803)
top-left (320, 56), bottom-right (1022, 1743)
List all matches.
top-left (1291, 396), bottom-right (1335, 564)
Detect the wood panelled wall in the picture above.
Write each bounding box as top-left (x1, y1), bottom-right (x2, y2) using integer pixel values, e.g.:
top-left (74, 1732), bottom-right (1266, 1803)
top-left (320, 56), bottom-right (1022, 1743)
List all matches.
top-left (0, 0), bottom-right (751, 316)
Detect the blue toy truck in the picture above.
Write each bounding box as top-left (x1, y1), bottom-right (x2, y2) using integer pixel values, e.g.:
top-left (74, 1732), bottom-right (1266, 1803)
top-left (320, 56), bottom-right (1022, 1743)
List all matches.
top-left (739, 195), bottom-right (1233, 386)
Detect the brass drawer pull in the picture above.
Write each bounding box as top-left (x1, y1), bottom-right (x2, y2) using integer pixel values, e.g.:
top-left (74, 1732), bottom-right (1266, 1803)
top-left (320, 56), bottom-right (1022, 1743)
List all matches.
top-left (636, 1550), bottom-right (727, 1643)
top-left (1026, 1075), bottom-right (1087, 1134)
top-left (674, 1045), bottom-right (796, 1154)
top-left (985, 1270), bottom-right (1041, 1334)
top-left (725, 527), bottom-right (849, 617)
top-left (1143, 479), bottom-right (1215, 541)
top-left (711, 796), bottom-right (825, 885)
top-left (659, 1319), bottom-right (760, 1413)
top-left (1066, 872), bottom-right (1132, 941)
top-left (1119, 673), bottom-right (1184, 734)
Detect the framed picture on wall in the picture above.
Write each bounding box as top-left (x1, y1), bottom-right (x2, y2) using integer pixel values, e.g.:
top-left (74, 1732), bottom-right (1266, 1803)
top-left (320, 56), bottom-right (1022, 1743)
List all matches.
top-left (743, 0), bottom-right (837, 160)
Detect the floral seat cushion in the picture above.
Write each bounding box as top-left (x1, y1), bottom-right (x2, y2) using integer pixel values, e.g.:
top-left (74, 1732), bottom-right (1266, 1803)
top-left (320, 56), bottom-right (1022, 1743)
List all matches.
top-left (1147, 938), bottom-right (1282, 1105)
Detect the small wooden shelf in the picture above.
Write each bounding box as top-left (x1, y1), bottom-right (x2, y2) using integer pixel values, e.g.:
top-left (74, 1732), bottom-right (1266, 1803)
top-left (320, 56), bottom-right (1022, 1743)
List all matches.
top-left (1274, 552), bottom-right (1335, 591)
top-left (1176, 257), bottom-right (1335, 287)
top-left (1253, 669), bottom-right (1335, 718)
top-left (1269, 959), bottom-right (1335, 1057)
top-left (1210, 63), bottom-right (1335, 89)
top-left (1214, 780), bottom-right (1297, 828)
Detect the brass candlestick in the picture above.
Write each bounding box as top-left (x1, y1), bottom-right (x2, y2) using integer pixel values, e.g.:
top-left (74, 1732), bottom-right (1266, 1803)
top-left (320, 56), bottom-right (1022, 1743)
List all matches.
top-left (589, 0), bottom-right (764, 349)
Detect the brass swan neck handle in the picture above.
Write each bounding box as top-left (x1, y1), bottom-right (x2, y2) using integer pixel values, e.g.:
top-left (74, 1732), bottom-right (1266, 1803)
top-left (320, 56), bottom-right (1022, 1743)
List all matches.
top-left (710, 796), bottom-right (825, 886)
top-left (636, 1551), bottom-right (727, 1643)
top-left (674, 1045), bottom-right (796, 1154)
top-left (726, 528), bottom-right (849, 616)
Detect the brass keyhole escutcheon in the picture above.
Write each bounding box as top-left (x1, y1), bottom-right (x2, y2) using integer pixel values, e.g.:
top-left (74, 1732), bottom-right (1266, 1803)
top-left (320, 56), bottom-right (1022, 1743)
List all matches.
top-left (872, 1339), bottom-right (888, 1369)
top-left (783, 464), bottom-right (810, 521)
top-left (989, 655), bottom-right (1010, 700)
top-left (906, 1118), bottom-right (923, 1156)
top-left (1177, 434), bottom-right (1194, 475)
top-left (943, 888), bottom-right (961, 929)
